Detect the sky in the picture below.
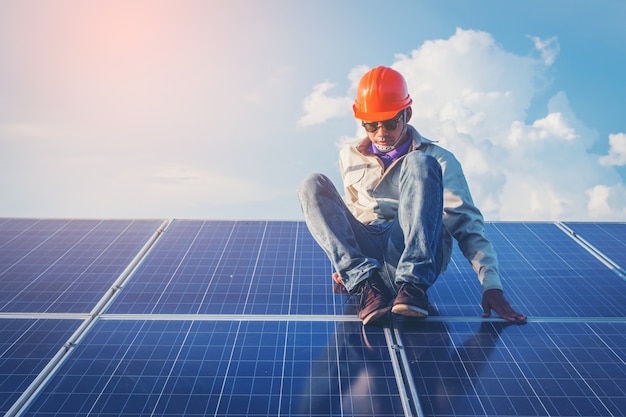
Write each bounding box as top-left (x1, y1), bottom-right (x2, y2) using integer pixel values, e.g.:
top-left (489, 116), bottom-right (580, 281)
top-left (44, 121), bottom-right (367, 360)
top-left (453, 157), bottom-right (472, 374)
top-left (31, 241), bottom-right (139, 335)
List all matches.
top-left (1, 0), bottom-right (625, 222)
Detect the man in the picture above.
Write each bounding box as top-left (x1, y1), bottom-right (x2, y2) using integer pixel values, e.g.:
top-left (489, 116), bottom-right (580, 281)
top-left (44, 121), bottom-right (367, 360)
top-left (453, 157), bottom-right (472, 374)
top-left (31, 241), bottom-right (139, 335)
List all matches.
top-left (298, 66), bottom-right (526, 325)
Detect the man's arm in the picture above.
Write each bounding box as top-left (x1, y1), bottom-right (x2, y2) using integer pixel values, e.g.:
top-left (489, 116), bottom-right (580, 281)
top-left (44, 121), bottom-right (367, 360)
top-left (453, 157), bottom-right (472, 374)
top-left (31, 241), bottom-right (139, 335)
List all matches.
top-left (438, 150), bottom-right (526, 323)
top-left (439, 153), bottom-right (501, 290)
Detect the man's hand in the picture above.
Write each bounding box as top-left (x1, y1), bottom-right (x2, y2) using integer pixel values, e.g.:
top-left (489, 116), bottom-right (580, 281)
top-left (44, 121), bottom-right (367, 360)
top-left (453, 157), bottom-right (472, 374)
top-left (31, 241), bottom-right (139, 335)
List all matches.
top-left (481, 289), bottom-right (527, 323)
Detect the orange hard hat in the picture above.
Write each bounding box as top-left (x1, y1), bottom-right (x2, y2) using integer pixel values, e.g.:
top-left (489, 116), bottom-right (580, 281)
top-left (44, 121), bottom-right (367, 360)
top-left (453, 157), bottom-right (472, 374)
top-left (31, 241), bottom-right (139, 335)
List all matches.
top-left (353, 66), bottom-right (412, 121)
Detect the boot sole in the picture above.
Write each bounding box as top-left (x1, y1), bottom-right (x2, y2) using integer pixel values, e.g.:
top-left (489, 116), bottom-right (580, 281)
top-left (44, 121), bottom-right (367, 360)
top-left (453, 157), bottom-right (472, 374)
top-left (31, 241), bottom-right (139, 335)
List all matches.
top-left (361, 306), bottom-right (391, 325)
top-left (391, 304), bottom-right (428, 317)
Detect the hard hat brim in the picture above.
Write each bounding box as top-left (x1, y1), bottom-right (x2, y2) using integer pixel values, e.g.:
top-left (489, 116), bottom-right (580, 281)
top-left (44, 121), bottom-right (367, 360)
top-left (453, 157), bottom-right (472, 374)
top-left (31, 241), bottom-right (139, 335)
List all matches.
top-left (353, 99), bottom-right (412, 121)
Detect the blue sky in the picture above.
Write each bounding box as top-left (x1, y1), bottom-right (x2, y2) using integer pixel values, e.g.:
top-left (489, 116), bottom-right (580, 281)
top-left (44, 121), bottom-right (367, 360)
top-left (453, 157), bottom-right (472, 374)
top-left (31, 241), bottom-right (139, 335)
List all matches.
top-left (1, 0), bottom-right (625, 221)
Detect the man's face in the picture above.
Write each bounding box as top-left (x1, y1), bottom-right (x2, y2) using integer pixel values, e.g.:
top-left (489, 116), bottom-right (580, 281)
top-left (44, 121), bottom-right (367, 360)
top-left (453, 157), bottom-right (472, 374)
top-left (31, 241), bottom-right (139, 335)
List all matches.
top-left (362, 112), bottom-right (405, 152)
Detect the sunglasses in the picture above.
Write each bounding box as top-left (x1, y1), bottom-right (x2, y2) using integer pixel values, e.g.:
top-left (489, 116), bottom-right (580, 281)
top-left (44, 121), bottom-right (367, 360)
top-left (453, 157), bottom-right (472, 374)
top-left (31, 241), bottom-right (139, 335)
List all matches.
top-left (361, 113), bottom-right (403, 133)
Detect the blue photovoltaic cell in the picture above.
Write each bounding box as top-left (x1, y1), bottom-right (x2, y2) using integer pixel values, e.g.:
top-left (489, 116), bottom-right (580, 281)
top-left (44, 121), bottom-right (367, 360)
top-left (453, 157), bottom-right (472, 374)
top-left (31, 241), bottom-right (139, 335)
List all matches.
top-left (0, 219), bottom-right (163, 313)
top-left (429, 222), bottom-right (626, 318)
top-left (564, 222), bottom-right (626, 270)
top-left (107, 220), bottom-right (344, 316)
top-left (0, 319), bottom-right (82, 415)
top-left (106, 220), bottom-right (626, 319)
top-left (23, 319), bottom-right (406, 417)
top-left (1, 219), bottom-right (625, 417)
top-left (398, 320), bottom-right (626, 417)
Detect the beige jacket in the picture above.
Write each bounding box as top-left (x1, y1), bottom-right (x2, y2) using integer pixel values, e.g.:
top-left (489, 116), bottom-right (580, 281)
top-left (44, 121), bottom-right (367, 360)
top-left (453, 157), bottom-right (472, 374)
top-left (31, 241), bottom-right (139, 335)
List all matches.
top-left (338, 125), bottom-right (502, 291)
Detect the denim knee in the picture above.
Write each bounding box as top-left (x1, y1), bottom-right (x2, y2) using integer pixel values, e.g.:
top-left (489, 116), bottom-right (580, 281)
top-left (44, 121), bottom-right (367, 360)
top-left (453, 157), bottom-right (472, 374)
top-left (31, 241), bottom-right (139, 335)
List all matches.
top-left (400, 152), bottom-right (442, 181)
top-left (298, 173), bottom-right (325, 198)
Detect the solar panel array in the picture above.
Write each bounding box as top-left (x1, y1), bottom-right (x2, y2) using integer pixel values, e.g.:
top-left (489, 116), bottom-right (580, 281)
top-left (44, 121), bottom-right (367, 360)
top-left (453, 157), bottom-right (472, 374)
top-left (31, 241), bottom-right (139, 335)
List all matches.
top-left (1, 218), bottom-right (624, 416)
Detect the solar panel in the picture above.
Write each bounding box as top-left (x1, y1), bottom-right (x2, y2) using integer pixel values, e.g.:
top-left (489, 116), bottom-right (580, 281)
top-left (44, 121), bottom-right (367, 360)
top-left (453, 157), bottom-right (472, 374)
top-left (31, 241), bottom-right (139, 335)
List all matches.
top-left (106, 220), bottom-right (342, 316)
top-left (0, 319), bottom-right (82, 415)
top-left (564, 222), bottom-right (626, 272)
top-left (397, 320), bottom-right (625, 417)
top-left (20, 319), bottom-right (408, 416)
top-left (1, 219), bottom-right (624, 417)
top-left (0, 219), bottom-right (166, 313)
top-left (432, 222), bottom-right (626, 318)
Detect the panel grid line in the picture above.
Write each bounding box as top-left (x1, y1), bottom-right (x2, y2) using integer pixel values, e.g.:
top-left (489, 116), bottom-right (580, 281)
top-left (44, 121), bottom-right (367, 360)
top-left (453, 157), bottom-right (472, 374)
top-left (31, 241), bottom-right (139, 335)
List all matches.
top-left (212, 320), bottom-right (238, 417)
top-left (2, 219), bottom-right (169, 417)
top-left (556, 221), bottom-right (626, 281)
top-left (385, 327), bottom-right (418, 417)
top-left (0, 220), bottom-right (102, 312)
top-left (393, 327), bottom-right (425, 417)
top-left (544, 330), bottom-right (614, 416)
top-left (3, 220), bottom-right (625, 417)
top-left (194, 221), bottom-right (237, 314)
top-left (149, 321), bottom-right (196, 417)
top-left (442, 322), bottom-right (490, 417)
top-left (241, 221), bottom-right (269, 315)
top-left (148, 221), bottom-right (206, 314)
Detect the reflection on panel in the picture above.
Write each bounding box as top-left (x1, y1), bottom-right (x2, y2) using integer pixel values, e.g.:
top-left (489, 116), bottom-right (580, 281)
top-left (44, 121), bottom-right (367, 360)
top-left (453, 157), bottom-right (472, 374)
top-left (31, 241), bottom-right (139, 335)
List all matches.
top-left (23, 319), bottom-right (406, 417)
top-left (1, 219), bottom-right (625, 417)
top-left (398, 320), bottom-right (626, 417)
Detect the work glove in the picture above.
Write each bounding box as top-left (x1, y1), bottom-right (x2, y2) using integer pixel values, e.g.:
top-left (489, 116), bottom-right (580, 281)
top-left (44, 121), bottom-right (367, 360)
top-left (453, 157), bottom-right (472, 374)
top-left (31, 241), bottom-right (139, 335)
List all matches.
top-left (481, 289), bottom-right (527, 323)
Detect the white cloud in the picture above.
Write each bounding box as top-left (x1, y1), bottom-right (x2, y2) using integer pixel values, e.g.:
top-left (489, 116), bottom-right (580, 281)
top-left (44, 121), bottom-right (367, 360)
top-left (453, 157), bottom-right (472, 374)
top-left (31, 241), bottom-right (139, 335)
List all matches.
top-left (528, 35), bottom-right (560, 66)
top-left (599, 133), bottom-right (626, 166)
top-left (508, 112), bottom-right (578, 145)
top-left (586, 184), bottom-right (626, 219)
top-left (298, 81), bottom-right (353, 127)
top-left (394, 28), bottom-right (544, 141)
top-left (300, 28), bottom-right (626, 221)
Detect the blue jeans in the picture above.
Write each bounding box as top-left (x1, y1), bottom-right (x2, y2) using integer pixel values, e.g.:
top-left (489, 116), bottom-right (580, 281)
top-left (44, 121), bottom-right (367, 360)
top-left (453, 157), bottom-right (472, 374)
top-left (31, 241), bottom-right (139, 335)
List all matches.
top-left (297, 152), bottom-right (444, 294)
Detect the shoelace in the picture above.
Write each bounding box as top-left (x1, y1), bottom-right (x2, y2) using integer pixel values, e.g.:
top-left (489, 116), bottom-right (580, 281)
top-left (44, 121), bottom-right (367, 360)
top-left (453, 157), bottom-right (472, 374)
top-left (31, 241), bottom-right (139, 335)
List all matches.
top-left (399, 283), bottom-right (425, 298)
top-left (358, 280), bottom-right (372, 310)
top-left (358, 279), bottom-right (387, 310)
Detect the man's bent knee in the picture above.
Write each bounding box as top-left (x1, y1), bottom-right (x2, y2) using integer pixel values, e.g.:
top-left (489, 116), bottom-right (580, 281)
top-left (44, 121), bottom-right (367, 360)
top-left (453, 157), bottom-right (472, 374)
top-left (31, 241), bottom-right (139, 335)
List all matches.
top-left (297, 173), bottom-right (331, 197)
top-left (401, 152), bottom-right (442, 179)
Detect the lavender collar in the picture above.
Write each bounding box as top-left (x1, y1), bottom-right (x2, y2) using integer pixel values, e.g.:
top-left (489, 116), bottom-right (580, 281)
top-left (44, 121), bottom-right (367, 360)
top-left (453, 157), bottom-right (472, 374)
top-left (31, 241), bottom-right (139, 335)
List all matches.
top-left (370, 136), bottom-right (412, 169)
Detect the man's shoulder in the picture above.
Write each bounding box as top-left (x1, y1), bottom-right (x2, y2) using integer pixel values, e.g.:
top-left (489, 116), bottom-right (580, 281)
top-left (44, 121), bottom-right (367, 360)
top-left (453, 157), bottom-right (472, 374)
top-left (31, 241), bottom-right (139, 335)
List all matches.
top-left (420, 141), bottom-right (452, 155)
top-left (412, 131), bottom-right (453, 158)
top-left (413, 138), bottom-right (461, 172)
top-left (339, 137), bottom-right (369, 155)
